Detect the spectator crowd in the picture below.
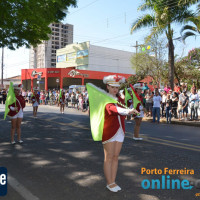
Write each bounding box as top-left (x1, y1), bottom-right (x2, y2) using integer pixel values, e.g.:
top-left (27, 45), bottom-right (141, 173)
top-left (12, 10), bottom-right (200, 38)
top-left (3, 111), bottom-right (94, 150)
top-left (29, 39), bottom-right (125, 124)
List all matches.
top-left (1, 82), bottom-right (200, 122)
top-left (142, 83), bottom-right (200, 123)
top-left (0, 88), bottom-right (89, 113)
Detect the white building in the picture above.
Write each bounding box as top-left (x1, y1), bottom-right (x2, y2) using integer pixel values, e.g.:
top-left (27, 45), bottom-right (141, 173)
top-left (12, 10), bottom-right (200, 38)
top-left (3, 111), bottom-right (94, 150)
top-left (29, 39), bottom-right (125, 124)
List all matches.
top-left (56, 41), bottom-right (135, 74)
top-left (29, 22), bottom-right (73, 69)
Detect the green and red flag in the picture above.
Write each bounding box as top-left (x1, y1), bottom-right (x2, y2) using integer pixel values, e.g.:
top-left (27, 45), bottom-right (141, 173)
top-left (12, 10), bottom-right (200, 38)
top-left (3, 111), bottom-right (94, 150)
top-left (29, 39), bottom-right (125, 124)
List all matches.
top-left (86, 83), bottom-right (126, 141)
top-left (124, 88), bottom-right (132, 107)
top-left (4, 82), bottom-right (16, 120)
top-left (129, 84), bottom-right (142, 109)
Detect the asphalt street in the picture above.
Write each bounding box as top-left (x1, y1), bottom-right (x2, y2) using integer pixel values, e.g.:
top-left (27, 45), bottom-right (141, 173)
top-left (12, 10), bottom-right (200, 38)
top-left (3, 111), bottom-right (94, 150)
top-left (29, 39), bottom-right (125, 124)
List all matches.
top-left (0, 104), bottom-right (200, 200)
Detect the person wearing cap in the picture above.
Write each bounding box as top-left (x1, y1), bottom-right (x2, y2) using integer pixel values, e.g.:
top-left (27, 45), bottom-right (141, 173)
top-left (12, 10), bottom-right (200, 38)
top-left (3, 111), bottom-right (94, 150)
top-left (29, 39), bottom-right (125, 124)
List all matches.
top-left (31, 88), bottom-right (40, 119)
top-left (7, 84), bottom-right (26, 144)
top-left (132, 83), bottom-right (145, 140)
top-left (102, 75), bottom-right (139, 192)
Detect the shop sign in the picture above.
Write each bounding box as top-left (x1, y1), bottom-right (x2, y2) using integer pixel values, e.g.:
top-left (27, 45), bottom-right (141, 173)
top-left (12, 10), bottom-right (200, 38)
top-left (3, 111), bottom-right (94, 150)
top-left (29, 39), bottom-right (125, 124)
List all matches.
top-left (31, 70), bottom-right (43, 77)
top-left (68, 70), bottom-right (89, 78)
top-left (48, 71), bottom-right (60, 74)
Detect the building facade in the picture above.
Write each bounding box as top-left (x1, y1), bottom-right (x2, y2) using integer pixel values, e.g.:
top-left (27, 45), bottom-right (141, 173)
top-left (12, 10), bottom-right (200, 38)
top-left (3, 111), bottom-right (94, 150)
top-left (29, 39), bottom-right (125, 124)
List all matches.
top-left (21, 68), bottom-right (132, 91)
top-left (29, 22), bottom-right (73, 69)
top-left (56, 41), bottom-right (136, 74)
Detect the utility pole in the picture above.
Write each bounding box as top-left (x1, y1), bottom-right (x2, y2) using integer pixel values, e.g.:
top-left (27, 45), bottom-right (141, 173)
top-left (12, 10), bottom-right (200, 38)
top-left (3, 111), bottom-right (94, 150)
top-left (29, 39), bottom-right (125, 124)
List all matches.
top-left (132, 41), bottom-right (143, 55)
top-left (1, 48), bottom-right (4, 87)
top-left (132, 41), bottom-right (142, 72)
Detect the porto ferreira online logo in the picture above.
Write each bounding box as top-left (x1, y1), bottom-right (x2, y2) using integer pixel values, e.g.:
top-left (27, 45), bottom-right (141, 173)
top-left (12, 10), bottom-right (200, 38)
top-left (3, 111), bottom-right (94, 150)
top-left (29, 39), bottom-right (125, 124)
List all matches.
top-left (0, 167), bottom-right (7, 196)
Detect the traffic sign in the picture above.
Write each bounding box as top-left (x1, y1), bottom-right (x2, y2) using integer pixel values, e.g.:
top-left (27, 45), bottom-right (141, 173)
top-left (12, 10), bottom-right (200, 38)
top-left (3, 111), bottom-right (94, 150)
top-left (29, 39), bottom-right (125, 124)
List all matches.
top-left (37, 75), bottom-right (41, 80)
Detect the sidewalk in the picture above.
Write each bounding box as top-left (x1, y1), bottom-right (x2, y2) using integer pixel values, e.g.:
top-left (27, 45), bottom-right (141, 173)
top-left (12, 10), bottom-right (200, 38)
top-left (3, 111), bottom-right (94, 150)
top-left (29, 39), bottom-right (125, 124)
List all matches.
top-left (142, 116), bottom-right (200, 127)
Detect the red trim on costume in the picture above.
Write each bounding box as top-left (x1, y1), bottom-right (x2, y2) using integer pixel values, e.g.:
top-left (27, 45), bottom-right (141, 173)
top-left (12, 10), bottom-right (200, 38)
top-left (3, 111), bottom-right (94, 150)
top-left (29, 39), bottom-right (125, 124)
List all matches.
top-left (102, 97), bottom-right (126, 143)
top-left (31, 94), bottom-right (40, 103)
top-left (129, 84), bottom-right (142, 101)
top-left (8, 95), bottom-right (26, 117)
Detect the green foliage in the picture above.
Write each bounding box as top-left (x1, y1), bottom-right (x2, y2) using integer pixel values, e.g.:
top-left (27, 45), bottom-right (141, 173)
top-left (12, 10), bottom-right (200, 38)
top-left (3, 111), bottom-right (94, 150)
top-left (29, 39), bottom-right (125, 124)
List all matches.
top-left (175, 47), bottom-right (200, 87)
top-left (130, 0), bottom-right (198, 89)
top-left (120, 74), bottom-right (143, 89)
top-left (130, 36), bottom-right (168, 87)
top-left (0, 0), bottom-right (77, 50)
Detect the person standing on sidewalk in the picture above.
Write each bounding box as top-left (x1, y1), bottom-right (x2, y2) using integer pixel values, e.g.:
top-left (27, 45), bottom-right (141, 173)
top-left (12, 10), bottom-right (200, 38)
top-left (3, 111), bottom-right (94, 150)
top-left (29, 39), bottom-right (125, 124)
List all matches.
top-left (152, 90), bottom-right (162, 123)
top-left (31, 88), bottom-right (40, 119)
top-left (182, 90), bottom-right (189, 120)
top-left (189, 88), bottom-right (199, 121)
top-left (171, 92), bottom-right (179, 119)
top-left (165, 94), bottom-right (172, 124)
top-left (6, 84), bottom-right (26, 144)
top-left (161, 91), bottom-right (167, 118)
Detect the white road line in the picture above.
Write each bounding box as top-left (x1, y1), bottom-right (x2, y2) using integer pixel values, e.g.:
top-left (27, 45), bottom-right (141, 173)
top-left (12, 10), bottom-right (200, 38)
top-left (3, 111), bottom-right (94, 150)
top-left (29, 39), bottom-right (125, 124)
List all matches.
top-left (8, 174), bottom-right (39, 200)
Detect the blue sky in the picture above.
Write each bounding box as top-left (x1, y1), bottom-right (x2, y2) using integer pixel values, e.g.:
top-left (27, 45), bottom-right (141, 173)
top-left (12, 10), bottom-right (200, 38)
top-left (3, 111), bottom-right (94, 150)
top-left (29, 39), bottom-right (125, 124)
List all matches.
top-left (2, 0), bottom-right (200, 78)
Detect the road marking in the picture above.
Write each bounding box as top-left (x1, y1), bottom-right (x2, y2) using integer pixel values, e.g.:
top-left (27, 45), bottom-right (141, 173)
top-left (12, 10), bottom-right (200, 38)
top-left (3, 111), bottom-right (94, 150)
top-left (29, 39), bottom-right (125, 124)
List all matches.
top-left (145, 139), bottom-right (200, 152)
top-left (31, 114), bottom-right (200, 152)
top-left (126, 134), bottom-right (200, 152)
top-left (8, 174), bottom-right (39, 200)
top-left (145, 136), bottom-right (200, 149)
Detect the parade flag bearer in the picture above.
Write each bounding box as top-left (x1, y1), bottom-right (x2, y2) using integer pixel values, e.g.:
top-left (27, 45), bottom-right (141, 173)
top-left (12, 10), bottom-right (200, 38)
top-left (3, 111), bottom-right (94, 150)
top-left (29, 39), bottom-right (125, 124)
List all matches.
top-left (59, 89), bottom-right (65, 114)
top-left (4, 83), bottom-right (26, 144)
top-left (31, 87), bottom-right (40, 119)
top-left (87, 75), bottom-right (139, 192)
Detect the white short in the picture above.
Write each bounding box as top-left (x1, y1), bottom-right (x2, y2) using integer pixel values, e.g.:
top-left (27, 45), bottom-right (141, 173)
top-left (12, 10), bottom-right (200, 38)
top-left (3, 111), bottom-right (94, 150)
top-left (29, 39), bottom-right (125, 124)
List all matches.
top-left (103, 127), bottom-right (125, 144)
top-left (33, 102), bottom-right (39, 107)
top-left (135, 111), bottom-right (144, 118)
top-left (10, 109), bottom-right (23, 119)
top-left (135, 105), bottom-right (144, 118)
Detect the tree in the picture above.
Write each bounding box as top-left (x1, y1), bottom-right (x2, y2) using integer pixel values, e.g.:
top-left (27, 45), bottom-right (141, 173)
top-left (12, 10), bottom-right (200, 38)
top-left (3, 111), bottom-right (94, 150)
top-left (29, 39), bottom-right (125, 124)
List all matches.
top-left (179, 4), bottom-right (200, 41)
top-left (0, 0), bottom-right (77, 50)
top-left (130, 0), bottom-right (199, 90)
top-left (131, 36), bottom-right (168, 87)
top-left (175, 48), bottom-right (200, 88)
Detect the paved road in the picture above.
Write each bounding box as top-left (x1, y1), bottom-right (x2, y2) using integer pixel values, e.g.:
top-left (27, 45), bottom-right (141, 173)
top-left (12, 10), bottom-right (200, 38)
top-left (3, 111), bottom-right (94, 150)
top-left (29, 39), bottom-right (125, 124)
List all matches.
top-left (0, 104), bottom-right (200, 200)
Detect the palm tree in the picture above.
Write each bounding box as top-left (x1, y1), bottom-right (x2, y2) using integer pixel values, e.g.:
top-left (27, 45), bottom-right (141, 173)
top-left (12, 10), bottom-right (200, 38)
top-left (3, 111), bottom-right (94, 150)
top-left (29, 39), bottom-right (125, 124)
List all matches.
top-left (180, 5), bottom-right (200, 41)
top-left (130, 0), bottom-right (199, 90)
